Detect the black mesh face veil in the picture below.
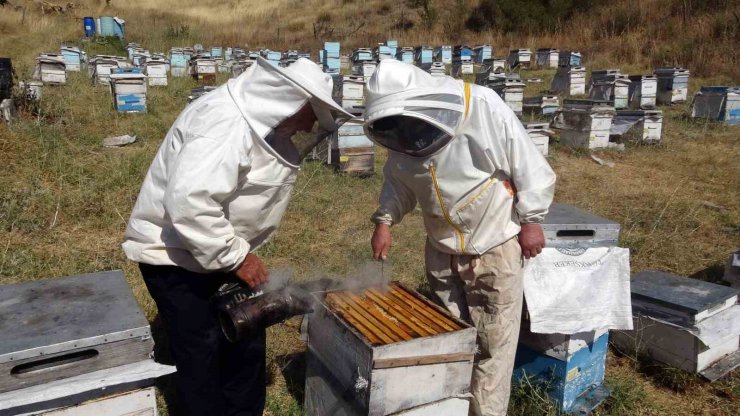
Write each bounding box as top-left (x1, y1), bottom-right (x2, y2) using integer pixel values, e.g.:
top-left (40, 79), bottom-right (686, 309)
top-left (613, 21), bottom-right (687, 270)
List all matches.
top-left (366, 115), bottom-right (453, 158)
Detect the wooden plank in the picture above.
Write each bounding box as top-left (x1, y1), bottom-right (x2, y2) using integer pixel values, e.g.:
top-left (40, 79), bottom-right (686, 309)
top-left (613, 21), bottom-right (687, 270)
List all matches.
top-left (373, 352), bottom-right (475, 369)
top-left (376, 290), bottom-right (443, 336)
top-left (364, 289), bottom-right (435, 338)
top-left (390, 284), bottom-right (461, 331)
top-left (345, 293), bottom-right (414, 342)
top-left (0, 338), bottom-right (153, 394)
top-left (336, 292), bottom-right (403, 344)
top-left (385, 289), bottom-right (451, 334)
top-left (324, 294), bottom-right (383, 345)
top-left (330, 293), bottom-right (398, 345)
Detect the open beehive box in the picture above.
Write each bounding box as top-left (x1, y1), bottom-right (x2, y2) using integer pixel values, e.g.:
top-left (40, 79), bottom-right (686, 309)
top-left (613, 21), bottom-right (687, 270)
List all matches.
top-left (306, 282), bottom-right (476, 415)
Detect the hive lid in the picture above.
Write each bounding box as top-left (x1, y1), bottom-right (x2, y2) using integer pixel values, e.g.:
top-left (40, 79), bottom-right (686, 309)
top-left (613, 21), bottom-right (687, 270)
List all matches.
top-left (0, 270), bottom-right (150, 364)
top-left (631, 270), bottom-right (739, 324)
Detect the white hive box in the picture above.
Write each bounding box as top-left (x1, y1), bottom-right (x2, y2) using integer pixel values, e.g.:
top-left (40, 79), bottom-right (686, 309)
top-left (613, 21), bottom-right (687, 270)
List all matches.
top-left (536, 48), bottom-right (559, 68)
top-left (110, 70), bottom-right (147, 113)
top-left (35, 54), bottom-right (67, 85)
top-left (0, 360), bottom-right (175, 416)
top-left (553, 99), bottom-right (615, 149)
top-left (611, 110), bottom-right (663, 144)
top-left (91, 57), bottom-right (119, 85)
top-left (628, 75), bottom-right (657, 109)
top-left (724, 251), bottom-right (740, 289)
top-left (489, 77), bottom-right (526, 115)
top-left (524, 122), bottom-right (554, 157)
top-left (60, 47), bottom-right (83, 72)
top-left (507, 48), bottom-right (532, 69)
top-left (655, 67), bottom-right (690, 104)
top-left (612, 270), bottom-right (739, 381)
top-left (306, 282), bottom-right (476, 415)
top-left (589, 70), bottom-right (631, 109)
top-left (326, 119), bottom-right (374, 174)
top-left (143, 60), bottom-right (168, 86)
top-left (523, 95), bottom-right (560, 116)
top-left (691, 86), bottom-right (740, 125)
top-left (304, 352), bottom-right (470, 416)
top-left (551, 66), bottom-right (586, 96)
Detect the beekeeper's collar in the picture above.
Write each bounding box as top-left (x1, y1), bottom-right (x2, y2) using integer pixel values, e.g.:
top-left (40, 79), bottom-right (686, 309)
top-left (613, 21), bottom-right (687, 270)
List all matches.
top-left (363, 59), bottom-right (466, 156)
top-left (227, 57), bottom-right (353, 140)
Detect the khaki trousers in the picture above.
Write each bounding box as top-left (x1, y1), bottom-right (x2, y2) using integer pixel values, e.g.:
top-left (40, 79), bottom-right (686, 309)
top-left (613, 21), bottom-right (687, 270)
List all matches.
top-left (425, 237), bottom-right (524, 416)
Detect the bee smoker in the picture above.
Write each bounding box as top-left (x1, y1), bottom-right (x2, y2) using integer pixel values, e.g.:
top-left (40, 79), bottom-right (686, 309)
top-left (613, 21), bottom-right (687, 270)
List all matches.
top-left (214, 278), bottom-right (337, 343)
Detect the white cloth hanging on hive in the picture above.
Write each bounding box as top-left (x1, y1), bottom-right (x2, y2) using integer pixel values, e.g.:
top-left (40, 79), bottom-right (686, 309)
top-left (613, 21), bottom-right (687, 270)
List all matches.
top-left (523, 247), bottom-right (633, 334)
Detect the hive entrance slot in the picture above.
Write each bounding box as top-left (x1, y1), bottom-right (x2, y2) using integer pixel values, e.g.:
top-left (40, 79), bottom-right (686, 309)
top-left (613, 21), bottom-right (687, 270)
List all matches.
top-left (556, 229), bottom-right (595, 239)
top-left (11, 349), bottom-right (99, 376)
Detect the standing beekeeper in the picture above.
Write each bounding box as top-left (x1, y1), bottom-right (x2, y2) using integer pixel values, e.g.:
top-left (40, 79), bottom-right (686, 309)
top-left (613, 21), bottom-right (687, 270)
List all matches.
top-left (366, 60), bottom-right (556, 416)
top-left (122, 57), bottom-right (352, 416)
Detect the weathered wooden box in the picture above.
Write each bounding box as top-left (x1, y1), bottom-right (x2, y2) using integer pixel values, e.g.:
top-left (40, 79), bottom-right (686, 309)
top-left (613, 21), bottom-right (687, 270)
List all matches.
top-left (513, 203), bottom-right (620, 413)
top-left (551, 66), bottom-right (586, 96)
top-left (36, 55), bottom-right (67, 85)
top-left (38, 387), bottom-right (157, 416)
top-left (628, 75), bottom-right (657, 109)
top-left (143, 60), bottom-right (168, 87)
top-left (0, 271), bottom-right (154, 394)
top-left (306, 282), bottom-right (477, 415)
top-left (611, 270), bottom-right (739, 381)
top-left (329, 120), bottom-right (374, 175)
top-left (523, 95), bottom-right (559, 116)
top-left (110, 70), bottom-right (147, 113)
top-left (655, 67), bottom-right (690, 104)
top-left (0, 360), bottom-right (174, 416)
top-left (536, 48), bottom-right (559, 68)
top-left (541, 203), bottom-right (620, 248)
top-left (304, 349), bottom-right (470, 416)
top-left (611, 110), bottom-right (663, 144)
top-left (553, 99), bottom-right (615, 149)
top-left (691, 86), bottom-right (740, 125)
top-left (524, 122), bottom-right (554, 157)
top-left (489, 77), bottom-right (526, 115)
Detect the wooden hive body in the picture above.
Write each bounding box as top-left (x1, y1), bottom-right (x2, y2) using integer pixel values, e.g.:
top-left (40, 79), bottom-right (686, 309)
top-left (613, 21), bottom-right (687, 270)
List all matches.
top-left (306, 282), bottom-right (476, 416)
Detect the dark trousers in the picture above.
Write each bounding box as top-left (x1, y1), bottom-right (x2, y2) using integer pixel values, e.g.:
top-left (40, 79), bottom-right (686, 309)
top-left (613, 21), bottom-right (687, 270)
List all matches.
top-left (140, 264), bottom-right (266, 416)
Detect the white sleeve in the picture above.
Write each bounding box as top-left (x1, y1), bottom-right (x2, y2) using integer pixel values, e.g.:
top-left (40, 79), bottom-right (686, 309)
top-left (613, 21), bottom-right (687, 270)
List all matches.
top-left (371, 158), bottom-right (417, 225)
top-left (163, 135), bottom-right (250, 271)
top-left (504, 114), bottom-right (556, 224)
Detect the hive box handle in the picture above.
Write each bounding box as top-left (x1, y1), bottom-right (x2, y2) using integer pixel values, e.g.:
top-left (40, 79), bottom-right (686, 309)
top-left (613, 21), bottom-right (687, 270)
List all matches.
top-left (10, 349), bottom-right (99, 377)
top-left (556, 229), bottom-right (596, 239)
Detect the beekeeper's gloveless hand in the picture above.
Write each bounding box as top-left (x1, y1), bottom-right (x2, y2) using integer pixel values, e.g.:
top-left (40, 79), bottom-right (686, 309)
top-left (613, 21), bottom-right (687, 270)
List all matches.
top-left (235, 253), bottom-right (269, 289)
top-left (371, 223), bottom-right (392, 261)
top-left (518, 223), bottom-right (545, 259)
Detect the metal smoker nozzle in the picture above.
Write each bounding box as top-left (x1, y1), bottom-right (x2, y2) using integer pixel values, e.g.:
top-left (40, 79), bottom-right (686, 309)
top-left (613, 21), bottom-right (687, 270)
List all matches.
top-left (215, 278), bottom-right (339, 343)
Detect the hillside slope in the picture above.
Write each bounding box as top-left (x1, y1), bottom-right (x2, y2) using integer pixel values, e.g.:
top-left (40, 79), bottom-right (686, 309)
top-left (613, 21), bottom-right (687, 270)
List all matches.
top-left (1, 0), bottom-right (738, 79)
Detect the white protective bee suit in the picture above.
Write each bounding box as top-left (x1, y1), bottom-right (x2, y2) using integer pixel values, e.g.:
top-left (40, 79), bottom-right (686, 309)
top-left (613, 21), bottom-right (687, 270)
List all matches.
top-left (366, 60), bottom-right (556, 416)
top-left (122, 58), bottom-right (352, 272)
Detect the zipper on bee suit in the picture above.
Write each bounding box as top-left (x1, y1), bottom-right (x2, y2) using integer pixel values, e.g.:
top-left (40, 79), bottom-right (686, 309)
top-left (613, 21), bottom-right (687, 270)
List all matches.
top-left (427, 83), bottom-right (472, 255)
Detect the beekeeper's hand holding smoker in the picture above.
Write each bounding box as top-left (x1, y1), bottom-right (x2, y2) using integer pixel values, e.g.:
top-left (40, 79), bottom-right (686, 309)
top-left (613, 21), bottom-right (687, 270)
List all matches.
top-left (122, 58), bottom-right (352, 416)
top-left (364, 60), bottom-right (556, 416)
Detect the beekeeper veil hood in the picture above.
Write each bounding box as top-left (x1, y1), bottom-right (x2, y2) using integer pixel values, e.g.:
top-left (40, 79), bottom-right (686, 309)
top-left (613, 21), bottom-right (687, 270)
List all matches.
top-left (364, 59), bottom-right (465, 157)
top-left (227, 57), bottom-right (353, 164)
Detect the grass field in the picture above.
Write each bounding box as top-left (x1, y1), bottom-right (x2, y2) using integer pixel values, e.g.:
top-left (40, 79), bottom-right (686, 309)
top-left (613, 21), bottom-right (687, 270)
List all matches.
top-left (1, 1), bottom-right (738, 415)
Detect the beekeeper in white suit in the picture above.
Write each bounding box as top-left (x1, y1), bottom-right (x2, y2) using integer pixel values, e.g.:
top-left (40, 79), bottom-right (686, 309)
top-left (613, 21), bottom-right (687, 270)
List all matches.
top-left (122, 58), bottom-right (352, 416)
top-left (366, 60), bottom-right (556, 416)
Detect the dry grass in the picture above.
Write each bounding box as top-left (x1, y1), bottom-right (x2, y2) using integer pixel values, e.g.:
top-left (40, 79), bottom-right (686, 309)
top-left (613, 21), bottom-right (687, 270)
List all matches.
top-left (1, 1), bottom-right (739, 415)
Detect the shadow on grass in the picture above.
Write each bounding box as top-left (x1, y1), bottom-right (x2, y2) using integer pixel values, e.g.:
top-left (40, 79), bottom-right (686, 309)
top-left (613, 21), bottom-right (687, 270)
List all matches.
top-left (610, 344), bottom-right (703, 393)
top-left (276, 351), bottom-right (307, 408)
